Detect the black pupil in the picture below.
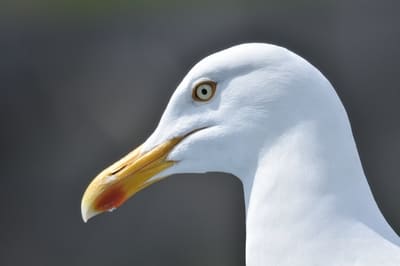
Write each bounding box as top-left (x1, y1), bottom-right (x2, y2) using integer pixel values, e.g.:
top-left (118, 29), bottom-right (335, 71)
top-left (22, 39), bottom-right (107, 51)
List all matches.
top-left (201, 88), bottom-right (208, 95)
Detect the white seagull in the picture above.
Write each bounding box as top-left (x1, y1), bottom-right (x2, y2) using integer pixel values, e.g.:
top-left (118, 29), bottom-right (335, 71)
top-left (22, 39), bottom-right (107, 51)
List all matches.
top-left (81, 43), bottom-right (400, 265)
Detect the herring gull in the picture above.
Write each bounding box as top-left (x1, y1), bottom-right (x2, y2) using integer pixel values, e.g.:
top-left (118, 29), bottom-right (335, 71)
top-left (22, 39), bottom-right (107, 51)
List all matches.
top-left (81, 43), bottom-right (400, 265)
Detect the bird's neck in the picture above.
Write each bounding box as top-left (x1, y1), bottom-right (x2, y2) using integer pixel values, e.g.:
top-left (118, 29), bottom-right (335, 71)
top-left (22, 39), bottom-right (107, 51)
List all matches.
top-left (240, 119), bottom-right (399, 266)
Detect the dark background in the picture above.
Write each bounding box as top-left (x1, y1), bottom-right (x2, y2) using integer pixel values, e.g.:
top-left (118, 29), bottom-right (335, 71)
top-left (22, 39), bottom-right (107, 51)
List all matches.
top-left (1, 1), bottom-right (399, 265)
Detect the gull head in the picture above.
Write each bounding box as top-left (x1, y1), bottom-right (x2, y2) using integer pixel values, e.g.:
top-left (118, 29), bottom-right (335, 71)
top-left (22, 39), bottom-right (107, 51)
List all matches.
top-left (81, 43), bottom-right (335, 222)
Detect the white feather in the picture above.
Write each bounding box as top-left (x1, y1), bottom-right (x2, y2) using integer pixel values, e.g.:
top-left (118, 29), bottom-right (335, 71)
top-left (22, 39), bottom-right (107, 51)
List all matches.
top-left (142, 43), bottom-right (400, 265)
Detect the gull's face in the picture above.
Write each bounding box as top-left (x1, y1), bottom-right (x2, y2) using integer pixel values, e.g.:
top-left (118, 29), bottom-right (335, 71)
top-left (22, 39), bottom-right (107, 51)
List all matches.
top-left (81, 44), bottom-right (290, 221)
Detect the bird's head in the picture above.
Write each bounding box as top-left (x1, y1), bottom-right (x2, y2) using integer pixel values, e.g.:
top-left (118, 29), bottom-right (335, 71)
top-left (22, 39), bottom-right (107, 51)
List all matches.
top-left (81, 43), bottom-right (330, 222)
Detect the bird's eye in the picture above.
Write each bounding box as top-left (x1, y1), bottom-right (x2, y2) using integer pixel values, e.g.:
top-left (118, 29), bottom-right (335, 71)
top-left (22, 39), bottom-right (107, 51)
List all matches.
top-left (192, 81), bottom-right (217, 102)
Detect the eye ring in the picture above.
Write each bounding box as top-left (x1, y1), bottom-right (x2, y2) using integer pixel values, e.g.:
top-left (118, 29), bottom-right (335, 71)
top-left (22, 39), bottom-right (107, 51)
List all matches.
top-left (192, 81), bottom-right (217, 102)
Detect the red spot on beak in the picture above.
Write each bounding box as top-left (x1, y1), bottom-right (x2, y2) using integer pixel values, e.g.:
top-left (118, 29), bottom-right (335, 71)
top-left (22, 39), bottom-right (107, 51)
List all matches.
top-left (94, 185), bottom-right (126, 211)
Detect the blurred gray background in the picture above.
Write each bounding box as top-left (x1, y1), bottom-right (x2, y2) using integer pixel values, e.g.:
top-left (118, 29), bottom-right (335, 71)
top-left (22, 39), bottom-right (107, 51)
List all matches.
top-left (1, 0), bottom-right (399, 265)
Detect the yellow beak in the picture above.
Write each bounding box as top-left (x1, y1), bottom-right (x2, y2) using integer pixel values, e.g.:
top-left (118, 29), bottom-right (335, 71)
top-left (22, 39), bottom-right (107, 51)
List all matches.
top-left (81, 135), bottom-right (185, 222)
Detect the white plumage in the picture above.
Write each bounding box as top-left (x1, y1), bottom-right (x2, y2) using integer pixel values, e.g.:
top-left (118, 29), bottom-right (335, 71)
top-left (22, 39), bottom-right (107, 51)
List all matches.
top-left (82, 43), bottom-right (400, 265)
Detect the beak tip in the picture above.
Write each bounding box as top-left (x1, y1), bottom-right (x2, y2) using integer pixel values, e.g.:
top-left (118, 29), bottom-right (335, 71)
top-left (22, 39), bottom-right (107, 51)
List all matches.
top-left (81, 200), bottom-right (99, 223)
top-left (82, 210), bottom-right (89, 223)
